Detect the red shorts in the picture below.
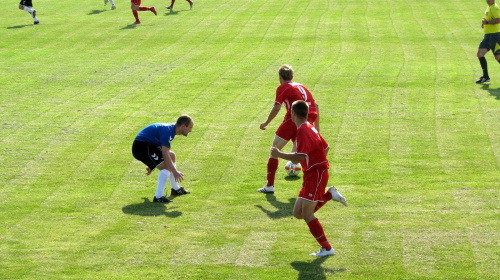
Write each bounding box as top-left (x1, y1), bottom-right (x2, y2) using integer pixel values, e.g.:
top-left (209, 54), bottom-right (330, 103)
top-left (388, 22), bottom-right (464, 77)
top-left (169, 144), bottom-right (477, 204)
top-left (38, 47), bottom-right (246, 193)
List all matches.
top-left (275, 114), bottom-right (318, 142)
top-left (131, 0), bottom-right (141, 5)
top-left (298, 168), bottom-right (329, 202)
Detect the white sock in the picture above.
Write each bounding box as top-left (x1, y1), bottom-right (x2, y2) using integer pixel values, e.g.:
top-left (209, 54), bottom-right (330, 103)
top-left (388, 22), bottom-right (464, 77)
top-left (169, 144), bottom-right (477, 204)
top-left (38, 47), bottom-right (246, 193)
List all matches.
top-left (155, 169), bottom-right (170, 198)
top-left (170, 163), bottom-right (180, 190)
top-left (23, 6), bottom-right (33, 13)
top-left (109, 0), bottom-right (115, 5)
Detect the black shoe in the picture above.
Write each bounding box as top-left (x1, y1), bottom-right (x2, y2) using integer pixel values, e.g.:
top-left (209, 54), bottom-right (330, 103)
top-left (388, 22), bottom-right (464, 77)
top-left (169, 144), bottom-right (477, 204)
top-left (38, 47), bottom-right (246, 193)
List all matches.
top-left (476, 76), bottom-right (490, 84)
top-left (153, 196), bottom-right (173, 203)
top-left (171, 187), bottom-right (190, 195)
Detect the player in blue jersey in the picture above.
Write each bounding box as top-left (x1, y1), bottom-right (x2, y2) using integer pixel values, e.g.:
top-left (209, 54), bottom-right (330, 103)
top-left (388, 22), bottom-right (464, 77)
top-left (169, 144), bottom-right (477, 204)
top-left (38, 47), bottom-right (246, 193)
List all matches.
top-left (132, 114), bottom-right (194, 203)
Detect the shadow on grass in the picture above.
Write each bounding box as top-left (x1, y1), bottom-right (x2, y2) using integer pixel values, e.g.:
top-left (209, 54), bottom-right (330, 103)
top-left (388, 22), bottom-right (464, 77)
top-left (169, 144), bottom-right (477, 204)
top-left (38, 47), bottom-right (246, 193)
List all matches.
top-left (121, 23), bottom-right (139, 30)
top-left (6, 24), bottom-right (32, 29)
top-left (88, 9), bottom-right (106, 15)
top-left (481, 84), bottom-right (500, 99)
top-left (291, 257), bottom-right (347, 280)
top-left (285, 175), bottom-right (301, 181)
top-left (122, 197), bottom-right (182, 218)
top-left (255, 194), bottom-right (296, 219)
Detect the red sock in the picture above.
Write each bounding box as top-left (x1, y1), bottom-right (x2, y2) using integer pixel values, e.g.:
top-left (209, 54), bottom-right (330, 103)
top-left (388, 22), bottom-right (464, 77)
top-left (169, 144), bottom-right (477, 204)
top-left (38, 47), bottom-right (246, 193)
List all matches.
top-left (266, 158), bottom-right (279, 186)
top-left (170, 0), bottom-right (175, 7)
top-left (307, 218), bottom-right (332, 250)
top-left (132, 10), bottom-right (139, 21)
top-left (139, 7), bottom-right (149, 11)
top-left (314, 192), bottom-right (332, 212)
top-left (186, 0), bottom-right (192, 3)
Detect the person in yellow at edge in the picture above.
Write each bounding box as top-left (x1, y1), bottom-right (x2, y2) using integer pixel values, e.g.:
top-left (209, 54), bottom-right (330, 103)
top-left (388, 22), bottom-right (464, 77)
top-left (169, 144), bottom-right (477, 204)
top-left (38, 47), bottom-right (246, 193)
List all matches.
top-left (477, 0), bottom-right (500, 84)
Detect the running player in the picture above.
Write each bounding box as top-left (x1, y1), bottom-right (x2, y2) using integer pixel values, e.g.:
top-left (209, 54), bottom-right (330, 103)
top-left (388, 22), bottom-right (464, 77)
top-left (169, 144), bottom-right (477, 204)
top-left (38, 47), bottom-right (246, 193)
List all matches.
top-left (130, 0), bottom-right (157, 24)
top-left (270, 100), bottom-right (347, 257)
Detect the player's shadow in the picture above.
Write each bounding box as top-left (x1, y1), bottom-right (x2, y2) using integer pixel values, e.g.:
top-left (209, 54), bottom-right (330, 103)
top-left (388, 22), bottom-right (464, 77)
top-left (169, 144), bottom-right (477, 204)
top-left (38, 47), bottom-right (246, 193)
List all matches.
top-left (255, 194), bottom-right (295, 219)
top-left (291, 257), bottom-right (347, 280)
top-left (121, 23), bottom-right (139, 30)
top-left (165, 10), bottom-right (180, 16)
top-left (285, 175), bottom-right (301, 181)
top-left (88, 9), bottom-right (106, 15)
top-left (481, 84), bottom-right (500, 100)
top-left (122, 197), bottom-right (182, 218)
top-left (6, 24), bottom-right (32, 29)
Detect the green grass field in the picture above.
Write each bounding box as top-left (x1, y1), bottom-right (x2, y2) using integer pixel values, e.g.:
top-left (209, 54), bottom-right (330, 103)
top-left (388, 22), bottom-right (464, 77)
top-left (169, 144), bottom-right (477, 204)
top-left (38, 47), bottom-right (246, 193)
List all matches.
top-left (1, 0), bottom-right (499, 279)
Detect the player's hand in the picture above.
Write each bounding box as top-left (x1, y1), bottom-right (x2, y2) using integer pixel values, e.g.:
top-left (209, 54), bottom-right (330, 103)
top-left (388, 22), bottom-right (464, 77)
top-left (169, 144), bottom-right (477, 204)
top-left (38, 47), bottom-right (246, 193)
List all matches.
top-left (260, 122), bottom-right (268, 130)
top-left (145, 167), bottom-right (152, 175)
top-left (173, 170), bottom-right (184, 183)
top-left (270, 146), bottom-right (280, 158)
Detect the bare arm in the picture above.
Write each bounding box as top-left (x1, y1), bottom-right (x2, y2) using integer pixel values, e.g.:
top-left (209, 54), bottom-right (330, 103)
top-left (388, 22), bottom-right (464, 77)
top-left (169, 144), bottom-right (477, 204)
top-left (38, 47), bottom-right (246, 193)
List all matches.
top-left (270, 146), bottom-right (306, 164)
top-left (483, 18), bottom-right (500, 25)
top-left (260, 103), bottom-right (281, 130)
top-left (314, 103), bottom-right (320, 132)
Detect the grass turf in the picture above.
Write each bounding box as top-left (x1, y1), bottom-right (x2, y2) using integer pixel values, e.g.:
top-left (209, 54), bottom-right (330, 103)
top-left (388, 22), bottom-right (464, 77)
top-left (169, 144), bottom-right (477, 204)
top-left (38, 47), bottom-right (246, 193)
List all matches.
top-left (1, 0), bottom-right (499, 279)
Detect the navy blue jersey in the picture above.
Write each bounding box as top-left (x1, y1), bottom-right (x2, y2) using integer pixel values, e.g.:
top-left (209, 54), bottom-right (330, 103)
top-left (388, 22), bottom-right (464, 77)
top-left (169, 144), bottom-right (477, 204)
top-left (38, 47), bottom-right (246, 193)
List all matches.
top-left (135, 123), bottom-right (176, 148)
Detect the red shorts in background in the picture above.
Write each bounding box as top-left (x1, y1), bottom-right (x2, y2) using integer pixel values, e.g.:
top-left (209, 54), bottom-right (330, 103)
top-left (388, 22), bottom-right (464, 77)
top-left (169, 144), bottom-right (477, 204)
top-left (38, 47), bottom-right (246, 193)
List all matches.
top-left (275, 114), bottom-right (318, 142)
top-left (298, 168), bottom-right (329, 202)
top-left (131, 0), bottom-right (141, 5)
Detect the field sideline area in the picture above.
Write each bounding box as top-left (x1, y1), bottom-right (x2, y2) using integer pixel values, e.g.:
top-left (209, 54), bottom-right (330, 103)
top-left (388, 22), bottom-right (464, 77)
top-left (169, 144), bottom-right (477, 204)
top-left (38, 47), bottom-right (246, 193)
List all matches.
top-left (1, 0), bottom-right (499, 279)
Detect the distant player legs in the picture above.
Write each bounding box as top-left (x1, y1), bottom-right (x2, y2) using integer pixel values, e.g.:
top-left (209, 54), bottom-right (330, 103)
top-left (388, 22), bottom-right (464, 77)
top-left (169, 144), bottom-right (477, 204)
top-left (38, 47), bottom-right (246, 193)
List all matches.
top-left (167, 0), bottom-right (193, 9)
top-left (130, 0), bottom-right (156, 24)
top-left (18, 0), bottom-right (39, 24)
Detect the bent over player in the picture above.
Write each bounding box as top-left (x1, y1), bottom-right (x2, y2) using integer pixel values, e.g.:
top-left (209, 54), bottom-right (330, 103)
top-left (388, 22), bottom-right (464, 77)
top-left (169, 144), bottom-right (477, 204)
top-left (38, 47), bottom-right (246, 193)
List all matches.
top-left (132, 115), bottom-right (193, 203)
top-left (259, 65), bottom-right (320, 194)
top-left (271, 100), bottom-right (347, 257)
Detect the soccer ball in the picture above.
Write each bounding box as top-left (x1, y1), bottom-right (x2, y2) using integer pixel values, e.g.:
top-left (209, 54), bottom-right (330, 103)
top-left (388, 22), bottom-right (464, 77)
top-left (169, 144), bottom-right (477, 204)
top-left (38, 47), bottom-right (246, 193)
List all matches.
top-left (285, 161), bottom-right (302, 177)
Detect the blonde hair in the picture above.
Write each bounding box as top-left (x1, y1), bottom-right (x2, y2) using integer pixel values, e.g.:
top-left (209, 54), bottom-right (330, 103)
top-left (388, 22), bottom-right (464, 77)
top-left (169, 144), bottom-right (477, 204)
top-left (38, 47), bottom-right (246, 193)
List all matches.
top-left (278, 65), bottom-right (294, 81)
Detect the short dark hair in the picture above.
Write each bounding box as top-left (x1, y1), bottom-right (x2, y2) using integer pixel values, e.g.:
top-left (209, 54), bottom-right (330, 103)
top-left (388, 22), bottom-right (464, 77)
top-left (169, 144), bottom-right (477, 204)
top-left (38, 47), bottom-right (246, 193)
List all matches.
top-left (292, 100), bottom-right (309, 119)
top-left (278, 64), bottom-right (294, 81)
top-left (176, 114), bottom-right (193, 127)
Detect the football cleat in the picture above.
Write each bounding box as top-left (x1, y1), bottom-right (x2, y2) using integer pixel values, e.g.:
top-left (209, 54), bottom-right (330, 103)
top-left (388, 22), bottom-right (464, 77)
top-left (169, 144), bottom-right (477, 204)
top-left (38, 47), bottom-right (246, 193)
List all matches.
top-left (328, 186), bottom-right (347, 206)
top-left (310, 247), bottom-right (335, 257)
top-left (33, 20), bottom-right (39, 25)
top-left (110, 5), bottom-right (116, 10)
top-left (166, 6), bottom-right (172, 9)
top-left (190, 1), bottom-right (193, 9)
top-left (475, 76), bottom-right (490, 84)
top-left (133, 20), bottom-right (141, 24)
top-left (258, 185), bottom-right (274, 194)
top-left (151, 7), bottom-right (157, 15)
top-left (153, 196), bottom-right (173, 203)
top-left (171, 187), bottom-right (190, 195)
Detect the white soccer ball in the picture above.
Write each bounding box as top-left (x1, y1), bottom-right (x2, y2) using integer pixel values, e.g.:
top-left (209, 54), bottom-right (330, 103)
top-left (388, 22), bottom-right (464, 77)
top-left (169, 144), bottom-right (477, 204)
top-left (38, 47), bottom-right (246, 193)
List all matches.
top-left (285, 161), bottom-right (302, 177)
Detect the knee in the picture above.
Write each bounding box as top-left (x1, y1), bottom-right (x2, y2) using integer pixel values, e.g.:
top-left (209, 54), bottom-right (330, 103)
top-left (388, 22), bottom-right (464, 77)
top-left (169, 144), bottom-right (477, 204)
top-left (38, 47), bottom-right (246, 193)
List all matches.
top-left (19, 5), bottom-right (24, 9)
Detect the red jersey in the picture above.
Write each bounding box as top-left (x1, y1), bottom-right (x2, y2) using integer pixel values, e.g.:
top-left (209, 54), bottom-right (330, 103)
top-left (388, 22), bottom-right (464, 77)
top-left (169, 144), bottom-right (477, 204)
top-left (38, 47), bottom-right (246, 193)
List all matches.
top-left (275, 82), bottom-right (318, 120)
top-left (295, 122), bottom-right (329, 173)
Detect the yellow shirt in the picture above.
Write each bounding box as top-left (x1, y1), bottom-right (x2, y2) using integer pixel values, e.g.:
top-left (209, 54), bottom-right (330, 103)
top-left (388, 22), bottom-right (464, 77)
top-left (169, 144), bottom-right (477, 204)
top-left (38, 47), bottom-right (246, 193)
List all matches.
top-left (485, 3), bottom-right (500, 34)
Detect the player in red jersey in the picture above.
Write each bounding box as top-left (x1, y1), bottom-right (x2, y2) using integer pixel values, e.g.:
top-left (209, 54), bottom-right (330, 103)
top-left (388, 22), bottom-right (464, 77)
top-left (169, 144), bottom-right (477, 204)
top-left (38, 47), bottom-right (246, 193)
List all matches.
top-left (259, 65), bottom-right (319, 194)
top-left (271, 100), bottom-right (347, 257)
top-left (130, 0), bottom-right (157, 24)
top-left (166, 0), bottom-right (193, 10)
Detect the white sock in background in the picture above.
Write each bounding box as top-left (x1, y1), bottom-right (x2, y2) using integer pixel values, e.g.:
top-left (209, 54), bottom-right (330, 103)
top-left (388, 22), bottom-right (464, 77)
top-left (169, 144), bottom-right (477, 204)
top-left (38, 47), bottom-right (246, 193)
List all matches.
top-left (155, 169), bottom-right (170, 198)
top-left (170, 163), bottom-right (181, 191)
